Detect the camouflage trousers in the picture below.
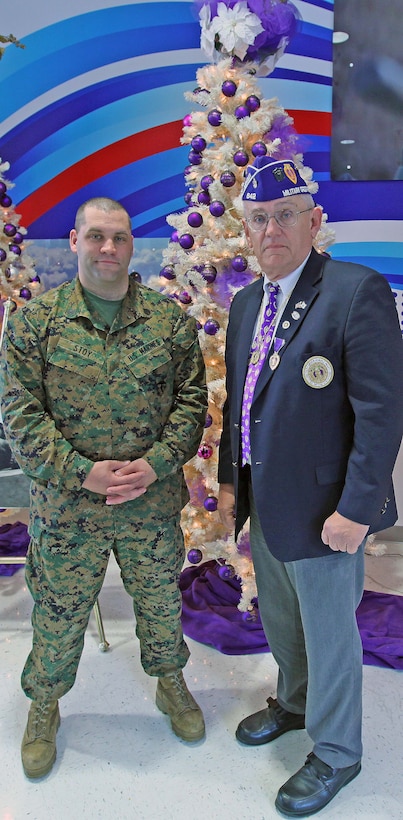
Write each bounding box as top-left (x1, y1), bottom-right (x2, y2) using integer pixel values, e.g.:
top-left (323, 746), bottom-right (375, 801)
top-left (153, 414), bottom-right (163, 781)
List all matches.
top-left (21, 514), bottom-right (190, 701)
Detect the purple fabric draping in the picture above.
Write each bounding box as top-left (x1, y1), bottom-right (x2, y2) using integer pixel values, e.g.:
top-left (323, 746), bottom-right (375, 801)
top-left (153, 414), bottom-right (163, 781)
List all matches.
top-left (179, 561), bottom-right (403, 670)
top-left (2, 523), bottom-right (403, 669)
top-left (0, 521), bottom-right (30, 575)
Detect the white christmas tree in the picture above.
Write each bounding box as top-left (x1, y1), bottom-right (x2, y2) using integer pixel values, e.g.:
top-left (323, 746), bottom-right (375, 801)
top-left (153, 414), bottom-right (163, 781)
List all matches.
top-left (0, 36), bottom-right (41, 344)
top-left (153, 0), bottom-right (335, 610)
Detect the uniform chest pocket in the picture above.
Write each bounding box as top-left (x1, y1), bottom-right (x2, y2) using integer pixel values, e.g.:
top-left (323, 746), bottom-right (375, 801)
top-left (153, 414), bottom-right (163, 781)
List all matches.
top-left (126, 347), bottom-right (172, 379)
top-left (47, 343), bottom-right (102, 382)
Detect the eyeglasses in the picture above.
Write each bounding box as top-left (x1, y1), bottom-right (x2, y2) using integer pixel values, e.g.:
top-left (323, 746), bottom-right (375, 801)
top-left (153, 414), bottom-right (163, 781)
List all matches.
top-left (246, 206), bottom-right (314, 232)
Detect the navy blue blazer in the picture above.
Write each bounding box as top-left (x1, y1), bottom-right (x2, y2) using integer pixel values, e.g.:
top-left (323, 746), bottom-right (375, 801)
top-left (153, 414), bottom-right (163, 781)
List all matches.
top-left (218, 249), bottom-right (403, 560)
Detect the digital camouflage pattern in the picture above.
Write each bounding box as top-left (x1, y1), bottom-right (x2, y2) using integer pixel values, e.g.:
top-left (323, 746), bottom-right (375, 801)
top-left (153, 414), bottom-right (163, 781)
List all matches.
top-left (0, 274), bottom-right (207, 693)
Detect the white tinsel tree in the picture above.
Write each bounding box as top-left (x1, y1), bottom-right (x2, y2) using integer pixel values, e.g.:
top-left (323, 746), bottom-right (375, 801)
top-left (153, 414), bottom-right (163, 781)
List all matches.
top-left (0, 159), bottom-right (41, 329)
top-left (153, 0), bottom-right (336, 610)
top-left (0, 36), bottom-right (42, 344)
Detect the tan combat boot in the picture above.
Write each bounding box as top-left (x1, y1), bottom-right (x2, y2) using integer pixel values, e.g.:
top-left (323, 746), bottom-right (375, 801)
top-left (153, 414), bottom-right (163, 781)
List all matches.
top-left (21, 700), bottom-right (60, 778)
top-left (156, 671), bottom-right (205, 742)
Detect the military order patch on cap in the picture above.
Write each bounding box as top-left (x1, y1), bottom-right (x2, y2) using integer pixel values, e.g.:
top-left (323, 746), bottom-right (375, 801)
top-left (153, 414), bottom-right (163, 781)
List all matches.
top-left (242, 156), bottom-right (310, 202)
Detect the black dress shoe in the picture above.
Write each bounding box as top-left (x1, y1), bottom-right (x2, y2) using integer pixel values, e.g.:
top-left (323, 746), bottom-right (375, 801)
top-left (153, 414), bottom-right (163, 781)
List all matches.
top-left (275, 752), bottom-right (361, 817)
top-left (236, 697), bottom-right (305, 746)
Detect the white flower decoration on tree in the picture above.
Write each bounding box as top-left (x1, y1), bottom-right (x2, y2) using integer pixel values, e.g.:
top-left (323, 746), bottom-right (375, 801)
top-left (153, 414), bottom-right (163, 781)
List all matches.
top-left (200, 1), bottom-right (264, 62)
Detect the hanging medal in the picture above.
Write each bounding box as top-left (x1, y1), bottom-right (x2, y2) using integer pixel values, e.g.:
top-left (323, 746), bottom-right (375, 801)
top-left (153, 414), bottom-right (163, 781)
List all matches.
top-left (269, 337), bottom-right (285, 370)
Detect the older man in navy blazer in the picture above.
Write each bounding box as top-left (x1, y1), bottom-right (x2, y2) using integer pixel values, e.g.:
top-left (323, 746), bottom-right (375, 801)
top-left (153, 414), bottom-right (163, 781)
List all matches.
top-left (218, 156), bottom-right (403, 817)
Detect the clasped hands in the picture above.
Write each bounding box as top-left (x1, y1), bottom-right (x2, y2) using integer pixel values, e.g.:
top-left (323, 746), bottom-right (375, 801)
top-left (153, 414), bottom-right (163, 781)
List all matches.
top-left (82, 458), bottom-right (157, 505)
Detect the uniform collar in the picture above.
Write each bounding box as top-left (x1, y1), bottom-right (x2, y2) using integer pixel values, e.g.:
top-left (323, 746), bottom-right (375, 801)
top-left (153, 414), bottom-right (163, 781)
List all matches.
top-left (64, 274), bottom-right (151, 327)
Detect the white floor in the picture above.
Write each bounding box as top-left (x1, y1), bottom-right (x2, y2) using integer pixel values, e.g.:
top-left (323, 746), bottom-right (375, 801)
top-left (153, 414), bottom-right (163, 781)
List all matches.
top-left (1, 521), bottom-right (402, 820)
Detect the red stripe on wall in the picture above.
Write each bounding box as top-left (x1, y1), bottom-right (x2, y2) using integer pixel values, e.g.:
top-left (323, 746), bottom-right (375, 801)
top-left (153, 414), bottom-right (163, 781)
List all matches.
top-left (17, 121), bottom-right (184, 226)
top-left (289, 110), bottom-right (331, 136)
top-left (17, 112), bottom-right (331, 227)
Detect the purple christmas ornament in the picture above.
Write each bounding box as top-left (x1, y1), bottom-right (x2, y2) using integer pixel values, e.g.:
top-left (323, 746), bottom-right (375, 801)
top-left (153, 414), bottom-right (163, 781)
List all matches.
top-left (171, 230), bottom-right (179, 243)
top-left (3, 223), bottom-right (17, 237)
top-left (246, 95), bottom-right (261, 112)
top-left (204, 412), bottom-right (213, 428)
top-left (221, 80), bottom-right (237, 97)
top-left (233, 149), bottom-right (249, 166)
top-left (204, 318), bottom-right (220, 335)
top-left (179, 291), bottom-right (192, 304)
top-left (191, 135), bottom-right (207, 153)
top-left (202, 264), bottom-right (217, 283)
top-left (232, 255), bottom-right (247, 272)
top-left (29, 274), bottom-right (41, 283)
top-left (0, 182), bottom-right (7, 195)
top-left (9, 244), bottom-right (21, 255)
top-left (209, 200), bottom-right (225, 217)
top-left (252, 141), bottom-right (268, 157)
top-left (184, 192), bottom-right (194, 206)
top-left (235, 105), bottom-right (250, 120)
top-left (1, 195), bottom-right (12, 207)
top-left (19, 287), bottom-right (32, 300)
top-left (200, 174), bottom-right (214, 190)
top-left (203, 495), bottom-right (218, 512)
top-left (12, 231), bottom-right (24, 244)
top-left (207, 109), bottom-right (222, 126)
top-left (187, 211), bottom-right (203, 228)
top-left (188, 150), bottom-right (203, 166)
top-left (198, 190), bottom-right (211, 205)
top-left (218, 563), bottom-right (236, 580)
top-left (183, 114), bottom-right (192, 127)
top-left (0, 249), bottom-right (7, 262)
top-left (187, 548), bottom-right (203, 565)
top-left (160, 265), bottom-right (176, 280)
top-left (220, 171), bottom-right (236, 187)
top-left (179, 233), bottom-right (194, 250)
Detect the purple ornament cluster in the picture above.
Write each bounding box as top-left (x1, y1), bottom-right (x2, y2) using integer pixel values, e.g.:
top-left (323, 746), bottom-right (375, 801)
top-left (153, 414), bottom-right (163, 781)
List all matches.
top-left (0, 178), bottom-right (39, 301)
top-left (160, 74), bottom-right (266, 299)
top-left (0, 181), bottom-right (25, 260)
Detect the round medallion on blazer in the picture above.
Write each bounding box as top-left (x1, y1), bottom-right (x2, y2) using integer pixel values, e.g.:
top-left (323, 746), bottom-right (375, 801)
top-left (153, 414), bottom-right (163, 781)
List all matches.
top-left (302, 356), bottom-right (334, 389)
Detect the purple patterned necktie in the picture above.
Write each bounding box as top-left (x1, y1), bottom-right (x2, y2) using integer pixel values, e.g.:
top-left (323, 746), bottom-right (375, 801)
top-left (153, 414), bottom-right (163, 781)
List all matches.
top-left (241, 283), bottom-right (279, 465)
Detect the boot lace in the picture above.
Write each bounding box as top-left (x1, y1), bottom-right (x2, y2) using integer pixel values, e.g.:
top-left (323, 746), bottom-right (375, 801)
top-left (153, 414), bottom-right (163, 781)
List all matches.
top-left (30, 702), bottom-right (54, 739)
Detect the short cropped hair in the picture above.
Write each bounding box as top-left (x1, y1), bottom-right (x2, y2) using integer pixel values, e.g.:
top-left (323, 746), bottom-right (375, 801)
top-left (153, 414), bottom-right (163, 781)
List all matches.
top-left (74, 197), bottom-right (131, 232)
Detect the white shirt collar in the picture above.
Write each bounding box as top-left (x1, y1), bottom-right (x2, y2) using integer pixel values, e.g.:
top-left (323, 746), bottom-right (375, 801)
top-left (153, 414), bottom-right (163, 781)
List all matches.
top-left (263, 252), bottom-right (311, 299)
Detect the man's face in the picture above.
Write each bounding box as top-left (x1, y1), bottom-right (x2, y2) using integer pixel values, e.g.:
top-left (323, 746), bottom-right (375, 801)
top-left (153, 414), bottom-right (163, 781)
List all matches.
top-left (69, 206), bottom-right (134, 297)
top-left (243, 196), bottom-right (322, 280)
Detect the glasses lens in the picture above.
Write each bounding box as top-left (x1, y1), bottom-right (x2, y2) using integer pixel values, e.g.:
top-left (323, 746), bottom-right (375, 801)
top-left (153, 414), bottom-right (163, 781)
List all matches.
top-left (275, 209), bottom-right (298, 227)
top-left (249, 213), bottom-right (268, 231)
top-left (248, 209), bottom-right (299, 231)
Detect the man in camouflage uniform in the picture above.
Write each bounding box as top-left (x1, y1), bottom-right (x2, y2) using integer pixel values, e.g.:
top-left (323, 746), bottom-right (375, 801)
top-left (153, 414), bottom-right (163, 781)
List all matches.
top-left (0, 197), bottom-right (208, 778)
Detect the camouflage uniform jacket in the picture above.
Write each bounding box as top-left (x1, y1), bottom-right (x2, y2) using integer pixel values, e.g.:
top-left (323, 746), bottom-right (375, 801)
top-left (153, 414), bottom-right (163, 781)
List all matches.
top-left (0, 275), bottom-right (207, 540)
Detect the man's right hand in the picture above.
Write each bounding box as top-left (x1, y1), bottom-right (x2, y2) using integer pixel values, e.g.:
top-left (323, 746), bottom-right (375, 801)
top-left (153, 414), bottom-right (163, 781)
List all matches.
top-left (218, 483), bottom-right (236, 531)
top-left (82, 460), bottom-right (131, 496)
